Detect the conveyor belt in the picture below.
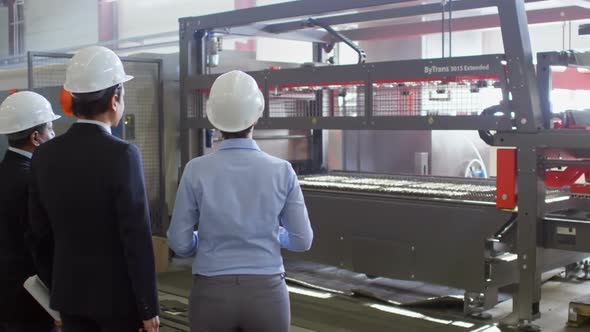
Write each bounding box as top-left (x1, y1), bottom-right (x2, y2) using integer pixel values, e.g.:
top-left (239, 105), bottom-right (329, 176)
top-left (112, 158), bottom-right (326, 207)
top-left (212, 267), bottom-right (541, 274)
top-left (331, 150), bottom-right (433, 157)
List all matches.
top-left (299, 173), bottom-right (498, 202)
top-left (299, 173), bottom-right (566, 204)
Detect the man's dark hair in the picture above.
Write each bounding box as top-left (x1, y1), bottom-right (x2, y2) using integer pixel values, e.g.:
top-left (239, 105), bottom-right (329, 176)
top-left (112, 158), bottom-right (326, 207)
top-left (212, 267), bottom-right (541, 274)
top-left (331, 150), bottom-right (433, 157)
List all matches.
top-left (72, 84), bottom-right (122, 118)
top-left (221, 126), bottom-right (253, 140)
top-left (7, 123), bottom-right (48, 149)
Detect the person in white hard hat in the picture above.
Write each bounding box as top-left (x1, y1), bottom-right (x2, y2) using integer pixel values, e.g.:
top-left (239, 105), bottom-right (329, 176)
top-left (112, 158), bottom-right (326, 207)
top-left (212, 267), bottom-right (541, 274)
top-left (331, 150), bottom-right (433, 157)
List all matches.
top-left (27, 46), bottom-right (160, 332)
top-left (0, 91), bottom-right (60, 332)
top-left (167, 70), bottom-right (314, 332)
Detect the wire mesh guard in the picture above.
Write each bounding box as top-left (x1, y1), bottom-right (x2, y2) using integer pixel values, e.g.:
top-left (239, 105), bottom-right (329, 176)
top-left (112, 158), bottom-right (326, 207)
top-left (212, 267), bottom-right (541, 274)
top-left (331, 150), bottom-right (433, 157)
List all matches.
top-left (195, 77), bottom-right (503, 120)
top-left (267, 78), bottom-right (503, 118)
top-left (120, 61), bottom-right (161, 205)
top-left (29, 56), bottom-right (73, 136)
top-left (270, 83), bottom-right (366, 118)
top-left (373, 78), bottom-right (503, 116)
top-left (30, 56), bottom-right (69, 89)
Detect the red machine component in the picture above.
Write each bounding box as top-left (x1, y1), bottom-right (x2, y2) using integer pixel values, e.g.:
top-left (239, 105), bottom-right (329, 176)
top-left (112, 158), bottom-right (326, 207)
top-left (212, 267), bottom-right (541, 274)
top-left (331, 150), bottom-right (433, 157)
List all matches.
top-left (496, 148), bottom-right (517, 209)
top-left (544, 110), bottom-right (590, 193)
top-left (571, 183), bottom-right (590, 195)
top-left (497, 110), bottom-right (590, 209)
top-left (545, 164), bottom-right (590, 188)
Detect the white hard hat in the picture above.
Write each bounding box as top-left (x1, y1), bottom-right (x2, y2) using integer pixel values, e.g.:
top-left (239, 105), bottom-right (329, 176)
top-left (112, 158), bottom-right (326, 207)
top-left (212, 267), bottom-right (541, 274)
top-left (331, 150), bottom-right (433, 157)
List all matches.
top-left (0, 91), bottom-right (61, 134)
top-left (206, 70), bottom-right (264, 133)
top-left (64, 46), bottom-right (133, 93)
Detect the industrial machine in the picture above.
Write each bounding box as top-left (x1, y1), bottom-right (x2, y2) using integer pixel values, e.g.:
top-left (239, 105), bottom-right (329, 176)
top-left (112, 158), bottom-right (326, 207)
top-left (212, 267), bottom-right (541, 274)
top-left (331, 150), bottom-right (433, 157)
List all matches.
top-left (177, 0), bottom-right (590, 330)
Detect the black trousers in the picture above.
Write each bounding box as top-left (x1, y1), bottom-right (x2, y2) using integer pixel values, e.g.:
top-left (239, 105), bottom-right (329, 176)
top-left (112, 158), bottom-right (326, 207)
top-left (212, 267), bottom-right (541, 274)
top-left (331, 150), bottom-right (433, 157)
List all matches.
top-left (61, 314), bottom-right (141, 332)
top-left (190, 273), bottom-right (290, 332)
top-left (0, 322), bottom-right (50, 332)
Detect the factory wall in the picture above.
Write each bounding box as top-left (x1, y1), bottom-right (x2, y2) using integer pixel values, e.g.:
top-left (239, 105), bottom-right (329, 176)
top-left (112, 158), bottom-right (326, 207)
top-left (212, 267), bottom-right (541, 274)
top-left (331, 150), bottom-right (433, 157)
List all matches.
top-left (0, 66), bottom-right (27, 90)
top-left (423, 31), bottom-right (484, 58)
top-left (17, 0), bottom-right (251, 54)
top-left (0, 8), bottom-right (8, 57)
top-left (117, 0), bottom-right (235, 39)
top-left (24, 0), bottom-right (98, 52)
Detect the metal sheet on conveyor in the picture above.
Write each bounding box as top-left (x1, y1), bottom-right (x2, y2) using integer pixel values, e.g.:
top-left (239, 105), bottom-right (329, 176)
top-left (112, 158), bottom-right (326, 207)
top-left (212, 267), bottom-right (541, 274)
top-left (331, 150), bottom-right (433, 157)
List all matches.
top-left (299, 173), bottom-right (566, 204)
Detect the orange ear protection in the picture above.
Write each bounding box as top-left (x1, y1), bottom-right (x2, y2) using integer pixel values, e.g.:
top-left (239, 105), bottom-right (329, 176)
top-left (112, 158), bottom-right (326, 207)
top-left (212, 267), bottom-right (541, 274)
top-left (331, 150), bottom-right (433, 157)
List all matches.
top-left (60, 87), bottom-right (73, 117)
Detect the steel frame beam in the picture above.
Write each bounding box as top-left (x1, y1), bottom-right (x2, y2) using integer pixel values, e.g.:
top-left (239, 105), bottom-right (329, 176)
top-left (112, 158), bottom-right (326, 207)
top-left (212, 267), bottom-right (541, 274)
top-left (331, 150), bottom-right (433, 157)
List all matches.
top-left (496, 0), bottom-right (545, 325)
top-left (263, 0), bottom-right (505, 34)
top-left (188, 54), bottom-right (507, 87)
top-left (310, 43), bottom-right (324, 174)
top-left (180, 1), bottom-right (587, 45)
top-left (180, 0), bottom-right (421, 32)
top-left (222, 25), bottom-right (330, 43)
top-left (188, 115), bottom-right (511, 131)
top-left (339, 6), bottom-right (590, 42)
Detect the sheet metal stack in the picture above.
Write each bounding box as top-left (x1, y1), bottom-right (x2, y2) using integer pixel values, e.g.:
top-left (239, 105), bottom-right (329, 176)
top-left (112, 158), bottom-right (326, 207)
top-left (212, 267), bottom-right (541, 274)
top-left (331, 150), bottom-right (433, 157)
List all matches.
top-left (299, 173), bottom-right (499, 203)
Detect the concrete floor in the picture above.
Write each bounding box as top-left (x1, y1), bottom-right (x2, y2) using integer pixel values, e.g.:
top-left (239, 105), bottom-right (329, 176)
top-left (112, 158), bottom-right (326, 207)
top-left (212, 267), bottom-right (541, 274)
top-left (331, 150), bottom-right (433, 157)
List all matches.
top-left (158, 260), bottom-right (590, 332)
top-left (287, 275), bottom-right (590, 332)
top-left (487, 277), bottom-right (590, 332)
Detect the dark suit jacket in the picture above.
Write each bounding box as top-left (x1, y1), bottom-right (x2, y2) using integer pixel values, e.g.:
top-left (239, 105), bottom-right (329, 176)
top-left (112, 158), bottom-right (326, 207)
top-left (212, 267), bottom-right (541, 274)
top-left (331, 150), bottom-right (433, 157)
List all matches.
top-left (29, 123), bottom-right (159, 320)
top-left (0, 150), bottom-right (52, 324)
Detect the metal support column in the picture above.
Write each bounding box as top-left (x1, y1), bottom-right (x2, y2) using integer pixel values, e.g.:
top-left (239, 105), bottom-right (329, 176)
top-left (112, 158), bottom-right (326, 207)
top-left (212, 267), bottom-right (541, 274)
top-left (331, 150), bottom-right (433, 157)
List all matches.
top-left (536, 53), bottom-right (553, 130)
top-left (179, 21), bottom-right (191, 172)
top-left (194, 30), bottom-right (208, 159)
top-left (310, 43), bottom-right (325, 173)
top-left (497, 0), bottom-right (544, 132)
top-left (514, 144), bottom-right (545, 329)
top-left (156, 59), bottom-right (167, 232)
top-left (26, 51), bottom-right (33, 90)
top-left (179, 21), bottom-right (207, 173)
top-left (497, 1), bottom-right (546, 328)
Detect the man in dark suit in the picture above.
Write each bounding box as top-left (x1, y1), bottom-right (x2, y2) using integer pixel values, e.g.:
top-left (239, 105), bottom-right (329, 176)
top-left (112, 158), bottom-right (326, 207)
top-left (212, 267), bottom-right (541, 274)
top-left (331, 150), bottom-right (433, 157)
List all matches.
top-left (0, 91), bottom-right (61, 332)
top-left (29, 46), bottom-right (160, 332)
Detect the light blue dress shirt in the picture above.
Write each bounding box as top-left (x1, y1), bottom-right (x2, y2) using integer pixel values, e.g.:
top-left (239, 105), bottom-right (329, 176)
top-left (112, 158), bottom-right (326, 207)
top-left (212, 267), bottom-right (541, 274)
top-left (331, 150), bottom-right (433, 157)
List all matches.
top-left (167, 138), bottom-right (313, 276)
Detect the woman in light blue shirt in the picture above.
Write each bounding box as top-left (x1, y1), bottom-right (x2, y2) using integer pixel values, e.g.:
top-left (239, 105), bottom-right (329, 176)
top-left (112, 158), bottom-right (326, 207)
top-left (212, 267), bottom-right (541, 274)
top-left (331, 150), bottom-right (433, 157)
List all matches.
top-left (167, 70), bottom-right (313, 332)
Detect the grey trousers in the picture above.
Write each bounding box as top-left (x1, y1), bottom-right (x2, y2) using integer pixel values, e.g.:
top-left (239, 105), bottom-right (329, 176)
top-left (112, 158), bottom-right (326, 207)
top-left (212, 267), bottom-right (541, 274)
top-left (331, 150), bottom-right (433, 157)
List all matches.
top-left (190, 273), bottom-right (290, 332)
